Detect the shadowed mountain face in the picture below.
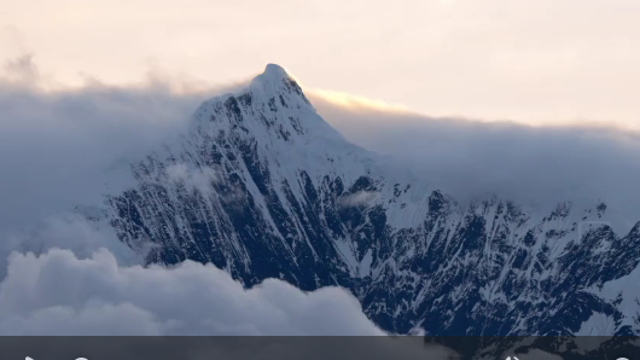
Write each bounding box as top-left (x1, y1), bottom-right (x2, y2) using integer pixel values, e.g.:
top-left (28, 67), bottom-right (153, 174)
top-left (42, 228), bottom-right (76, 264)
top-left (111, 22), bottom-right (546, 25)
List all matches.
top-left (102, 64), bottom-right (640, 336)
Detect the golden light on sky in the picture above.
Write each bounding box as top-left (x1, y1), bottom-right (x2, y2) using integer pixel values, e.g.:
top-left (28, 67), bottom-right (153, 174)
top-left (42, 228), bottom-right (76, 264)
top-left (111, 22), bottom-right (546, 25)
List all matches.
top-left (2, 0), bottom-right (640, 129)
top-left (309, 89), bottom-right (411, 113)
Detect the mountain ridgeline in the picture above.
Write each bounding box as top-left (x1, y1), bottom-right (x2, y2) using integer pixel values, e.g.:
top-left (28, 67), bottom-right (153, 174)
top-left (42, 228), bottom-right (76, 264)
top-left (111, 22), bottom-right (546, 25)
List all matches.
top-left (102, 64), bottom-right (640, 336)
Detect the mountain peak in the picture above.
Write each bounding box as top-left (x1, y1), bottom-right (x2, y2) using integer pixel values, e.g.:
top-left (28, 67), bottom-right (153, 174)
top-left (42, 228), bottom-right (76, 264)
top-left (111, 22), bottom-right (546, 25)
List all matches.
top-left (247, 64), bottom-right (311, 109)
top-left (263, 63), bottom-right (290, 79)
top-left (251, 63), bottom-right (296, 89)
top-left (189, 62), bottom-right (347, 148)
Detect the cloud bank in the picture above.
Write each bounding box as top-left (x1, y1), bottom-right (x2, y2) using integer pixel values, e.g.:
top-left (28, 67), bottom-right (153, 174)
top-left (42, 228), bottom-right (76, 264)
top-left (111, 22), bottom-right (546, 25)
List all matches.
top-left (0, 55), bottom-right (247, 237)
top-left (311, 95), bottom-right (640, 233)
top-left (0, 248), bottom-right (384, 335)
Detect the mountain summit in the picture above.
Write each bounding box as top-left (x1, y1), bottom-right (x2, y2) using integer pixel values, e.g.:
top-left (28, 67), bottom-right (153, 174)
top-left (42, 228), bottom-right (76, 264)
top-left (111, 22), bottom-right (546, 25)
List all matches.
top-left (256, 63), bottom-right (296, 84)
top-left (100, 65), bottom-right (640, 337)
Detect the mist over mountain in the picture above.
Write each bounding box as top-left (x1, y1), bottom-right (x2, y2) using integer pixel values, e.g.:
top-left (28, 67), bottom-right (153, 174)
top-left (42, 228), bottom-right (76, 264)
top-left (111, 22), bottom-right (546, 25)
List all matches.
top-left (1, 62), bottom-right (640, 339)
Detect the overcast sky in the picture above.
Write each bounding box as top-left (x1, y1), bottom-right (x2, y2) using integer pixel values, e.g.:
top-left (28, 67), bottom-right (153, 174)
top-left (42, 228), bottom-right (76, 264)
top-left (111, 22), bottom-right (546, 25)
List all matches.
top-left (2, 0), bottom-right (640, 129)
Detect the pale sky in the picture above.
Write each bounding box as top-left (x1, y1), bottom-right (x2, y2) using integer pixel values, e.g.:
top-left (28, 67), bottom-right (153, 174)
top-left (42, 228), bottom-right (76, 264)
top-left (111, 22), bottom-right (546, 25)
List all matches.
top-left (2, 0), bottom-right (640, 129)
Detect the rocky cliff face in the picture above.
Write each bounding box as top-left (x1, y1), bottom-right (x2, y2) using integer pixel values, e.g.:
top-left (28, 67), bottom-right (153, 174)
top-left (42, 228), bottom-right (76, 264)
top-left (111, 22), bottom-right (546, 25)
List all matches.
top-left (100, 64), bottom-right (640, 336)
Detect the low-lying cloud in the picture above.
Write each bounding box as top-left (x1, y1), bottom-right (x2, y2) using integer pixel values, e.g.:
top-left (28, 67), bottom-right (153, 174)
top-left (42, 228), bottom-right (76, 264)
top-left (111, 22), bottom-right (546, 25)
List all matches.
top-left (0, 55), bottom-right (244, 237)
top-left (311, 94), bottom-right (640, 233)
top-left (0, 214), bottom-right (142, 280)
top-left (0, 248), bottom-right (385, 335)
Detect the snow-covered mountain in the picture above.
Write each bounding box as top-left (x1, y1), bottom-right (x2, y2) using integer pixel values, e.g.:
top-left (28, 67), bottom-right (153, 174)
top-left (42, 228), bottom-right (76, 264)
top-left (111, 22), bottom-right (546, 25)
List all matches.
top-left (94, 64), bottom-right (640, 336)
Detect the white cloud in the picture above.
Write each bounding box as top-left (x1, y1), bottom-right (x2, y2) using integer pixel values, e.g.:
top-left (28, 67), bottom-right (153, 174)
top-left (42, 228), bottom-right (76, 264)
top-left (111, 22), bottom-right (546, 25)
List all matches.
top-left (165, 163), bottom-right (221, 194)
top-left (0, 248), bottom-right (384, 335)
top-left (0, 246), bottom-right (469, 357)
top-left (0, 209), bottom-right (388, 338)
top-left (0, 213), bottom-right (143, 279)
top-left (0, 56), bottom-right (245, 238)
top-left (339, 191), bottom-right (378, 207)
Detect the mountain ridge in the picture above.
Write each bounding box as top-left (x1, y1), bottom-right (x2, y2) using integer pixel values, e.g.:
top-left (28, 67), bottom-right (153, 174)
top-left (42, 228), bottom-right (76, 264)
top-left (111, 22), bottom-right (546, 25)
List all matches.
top-left (90, 64), bottom-right (640, 336)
